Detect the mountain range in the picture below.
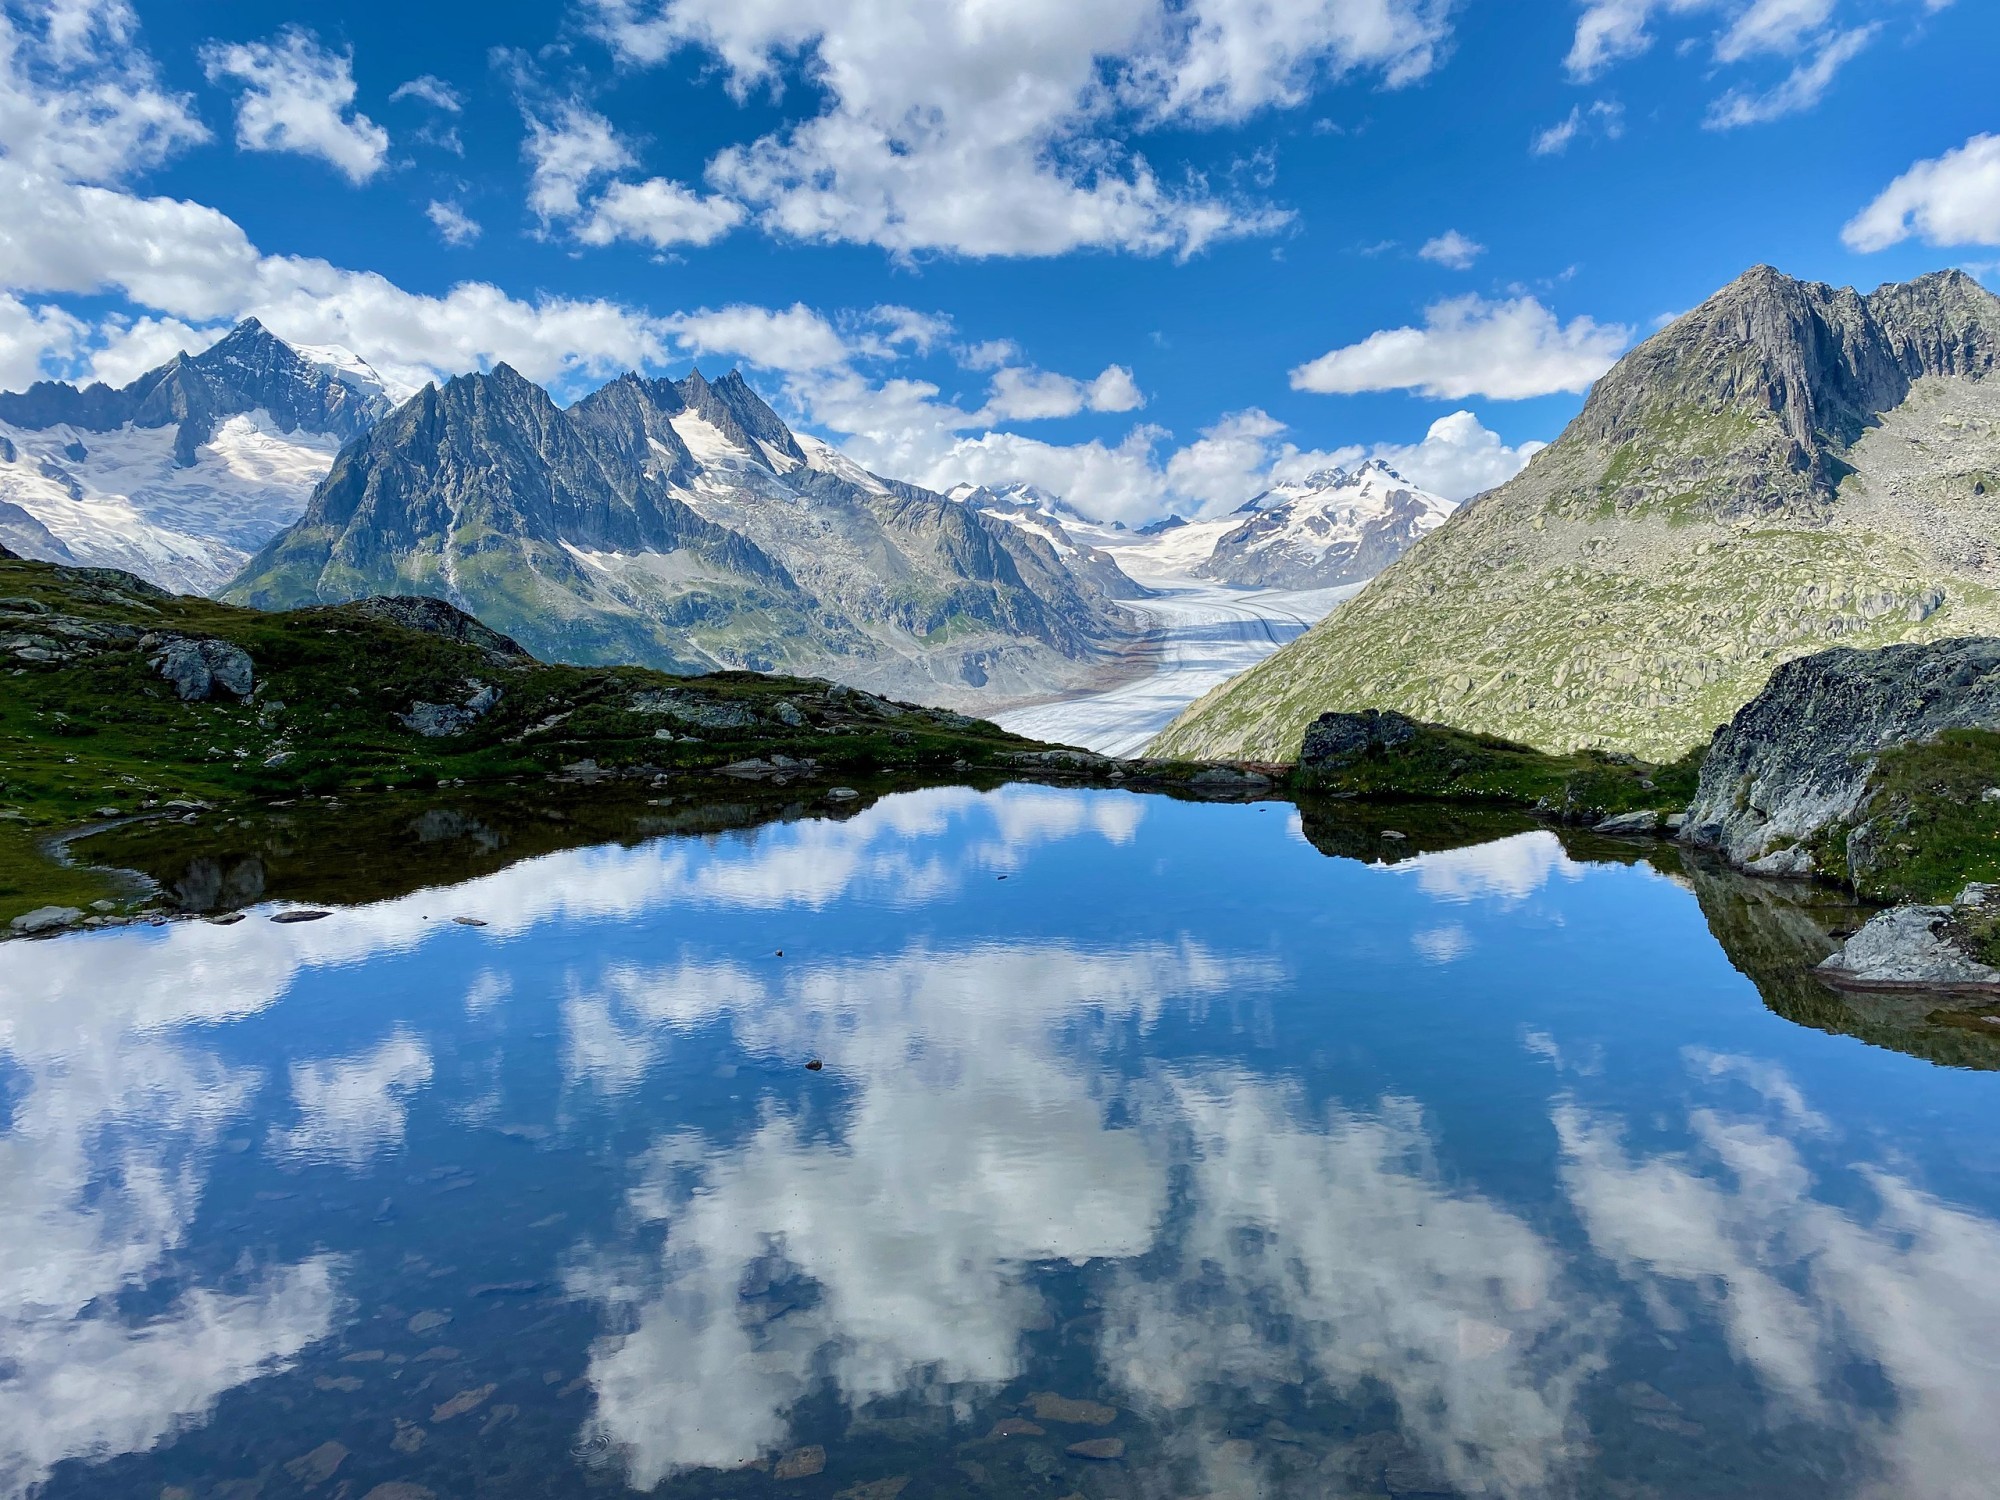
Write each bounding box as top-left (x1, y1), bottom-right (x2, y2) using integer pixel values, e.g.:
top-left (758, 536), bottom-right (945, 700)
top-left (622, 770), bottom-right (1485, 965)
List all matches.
top-left (1194, 460), bottom-right (1455, 590)
top-left (1153, 266), bottom-right (2000, 763)
top-left (0, 320), bottom-right (396, 593)
top-left (224, 363), bottom-right (1140, 705)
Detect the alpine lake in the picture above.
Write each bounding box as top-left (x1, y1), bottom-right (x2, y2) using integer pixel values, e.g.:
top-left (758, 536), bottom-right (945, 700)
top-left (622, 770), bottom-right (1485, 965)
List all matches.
top-left (4, 776), bottom-right (1998, 1500)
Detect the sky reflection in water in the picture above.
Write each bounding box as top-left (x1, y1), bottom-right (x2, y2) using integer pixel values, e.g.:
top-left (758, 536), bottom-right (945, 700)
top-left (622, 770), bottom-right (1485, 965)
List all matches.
top-left (2, 786), bottom-right (1998, 1500)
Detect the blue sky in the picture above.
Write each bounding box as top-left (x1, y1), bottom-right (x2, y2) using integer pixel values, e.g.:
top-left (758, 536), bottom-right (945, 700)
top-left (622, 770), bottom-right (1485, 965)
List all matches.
top-left (0, 0), bottom-right (1992, 520)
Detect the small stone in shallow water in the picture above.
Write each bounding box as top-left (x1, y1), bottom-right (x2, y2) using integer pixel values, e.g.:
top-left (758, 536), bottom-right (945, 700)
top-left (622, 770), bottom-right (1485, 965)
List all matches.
top-left (805, 1059), bottom-right (823, 1072)
top-left (828, 786), bottom-right (860, 800)
top-left (452, 916), bottom-right (487, 926)
top-left (1381, 830), bottom-right (1407, 841)
top-left (406, 1309), bottom-right (452, 1334)
top-left (431, 1383), bottom-right (497, 1422)
top-left (361, 1485), bottom-right (434, 1500)
top-left (392, 1421), bottom-right (426, 1454)
top-left (987, 1419), bottom-right (1045, 1439)
top-left (775, 1445), bottom-right (827, 1480)
top-left (833, 1480), bottom-right (911, 1500)
top-left (284, 1440), bottom-right (348, 1487)
top-left (1028, 1393), bottom-right (1117, 1426)
top-left (1066, 1438), bottom-right (1125, 1461)
top-left (271, 909), bottom-right (331, 924)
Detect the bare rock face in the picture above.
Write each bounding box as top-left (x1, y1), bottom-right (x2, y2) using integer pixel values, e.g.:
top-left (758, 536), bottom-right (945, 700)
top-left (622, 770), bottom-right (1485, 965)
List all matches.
top-left (1682, 637), bottom-right (2000, 872)
top-left (151, 637), bottom-right (255, 701)
top-left (1817, 884), bottom-right (2000, 990)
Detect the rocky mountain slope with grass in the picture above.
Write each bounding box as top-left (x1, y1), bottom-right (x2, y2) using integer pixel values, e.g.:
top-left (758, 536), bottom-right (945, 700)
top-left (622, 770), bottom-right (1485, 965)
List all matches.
top-left (1152, 266), bottom-right (2000, 763)
top-left (227, 366), bottom-right (1140, 710)
top-left (0, 320), bottom-right (397, 592)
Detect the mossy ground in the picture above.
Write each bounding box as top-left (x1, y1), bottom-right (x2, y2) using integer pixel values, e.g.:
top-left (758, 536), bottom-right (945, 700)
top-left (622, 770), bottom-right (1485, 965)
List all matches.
top-left (1290, 718), bottom-right (1703, 822)
top-left (0, 557), bottom-right (1044, 923)
top-left (1821, 728), bottom-right (2000, 912)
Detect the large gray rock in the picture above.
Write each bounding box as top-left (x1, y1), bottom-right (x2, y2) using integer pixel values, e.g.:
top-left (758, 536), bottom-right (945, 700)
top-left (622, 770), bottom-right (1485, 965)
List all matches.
top-left (1682, 637), bottom-right (2000, 872)
top-left (1817, 884), bottom-right (2000, 990)
top-left (151, 637), bottom-right (255, 701)
top-left (10, 906), bottom-right (82, 935)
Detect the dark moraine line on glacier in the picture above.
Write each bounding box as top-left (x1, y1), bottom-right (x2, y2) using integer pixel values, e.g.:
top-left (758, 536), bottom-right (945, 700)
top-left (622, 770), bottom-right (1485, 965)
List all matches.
top-left (995, 581), bottom-right (1360, 757)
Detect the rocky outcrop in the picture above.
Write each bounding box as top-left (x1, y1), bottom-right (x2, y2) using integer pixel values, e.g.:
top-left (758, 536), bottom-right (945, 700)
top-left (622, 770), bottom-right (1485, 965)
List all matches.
top-left (150, 637), bottom-right (255, 701)
top-left (1682, 638), bottom-right (2000, 873)
top-left (1299, 708), bottom-right (1420, 768)
top-left (1817, 884), bottom-right (2000, 991)
top-left (400, 681), bottom-right (500, 737)
top-left (345, 595), bottom-right (532, 664)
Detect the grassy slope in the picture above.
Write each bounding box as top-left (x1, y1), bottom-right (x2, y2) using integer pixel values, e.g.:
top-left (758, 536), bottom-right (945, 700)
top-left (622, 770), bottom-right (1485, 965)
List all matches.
top-left (1152, 384), bottom-right (2000, 765)
top-left (1289, 716), bottom-right (1704, 822)
top-left (0, 557), bottom-right (1044, 922)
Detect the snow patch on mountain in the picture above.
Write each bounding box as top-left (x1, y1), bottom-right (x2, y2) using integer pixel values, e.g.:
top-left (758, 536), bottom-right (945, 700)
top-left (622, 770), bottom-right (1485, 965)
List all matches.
top-left (0, 413), bottom-right (342, 593)
top-left (1194, 460), bottom-right (1456, 590)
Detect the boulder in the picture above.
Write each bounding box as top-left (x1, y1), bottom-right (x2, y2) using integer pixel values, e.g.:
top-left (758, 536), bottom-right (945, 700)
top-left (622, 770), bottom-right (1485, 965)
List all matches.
top-left (1593, 809), bottom-right (1666, 835)
top-left (1817, 884), bottom-right (2000, 991)
top-left (151, 637), bottom-right (254, 701)
top-left (9, 905), bottom-right (81, 934)
top-left (1299, 709), bottom-right (1420, 770)
top-left (1683, 638), bottom-right (2000, 873)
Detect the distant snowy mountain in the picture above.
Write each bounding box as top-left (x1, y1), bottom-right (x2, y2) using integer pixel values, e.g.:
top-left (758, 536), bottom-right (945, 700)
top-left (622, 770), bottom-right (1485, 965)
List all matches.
top-left (1193, 460), bottom-right (1455, 589)
top-left (0, 320), bottom-right (397, 592)
top-left (946, 481), bottom-right (1149, 599)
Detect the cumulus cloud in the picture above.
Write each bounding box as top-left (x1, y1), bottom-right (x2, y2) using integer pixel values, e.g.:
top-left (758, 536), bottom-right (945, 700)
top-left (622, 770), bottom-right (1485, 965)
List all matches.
top-left (0, 0), bottom-right (208, 182)
top-left (575, 176), bottom-right (746, 249)
top-left (978, 363), bottom-right (1146, 422)
top-left (1290, 294), bottom-right (1631, 400)
top-left (1372, 409), bottom-right (1545, 500)
top-left (199, 27), bottom-right (390, 184)
top-left (524, 100), bottom-right (742, 250)
top-left (1417, 229), bottom-right (1484, 269)
top-left (1843, 132), bottom-right (2000, 252)
top-left (425, 198), bottom-right (481, 246)
top-left (85, 314), bottom-right (226, 385)
top-left (580, 0), bottom-right (1449, 259)
top-left (0, 292), bottom-right (84, 388)
top-left (666, 302), bottom-right (855, 373)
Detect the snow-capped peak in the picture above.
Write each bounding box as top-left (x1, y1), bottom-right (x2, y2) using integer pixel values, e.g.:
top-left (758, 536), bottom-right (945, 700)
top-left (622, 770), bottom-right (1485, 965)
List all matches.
top-left (1195, 463), bottom-right (1455, 590)
top-left (291, 341), bottom-right (414, 404)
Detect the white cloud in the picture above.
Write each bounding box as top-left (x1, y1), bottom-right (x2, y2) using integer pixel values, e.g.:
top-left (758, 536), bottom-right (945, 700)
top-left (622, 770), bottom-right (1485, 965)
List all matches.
top-left (273, 1030), bottom-right (434, 1166)
top-left (957, 338), bottom-right (1023, 371)
top-left (1417, 229), bottom-right (1484, 269)
top-left (1531, 99), bottom-right (1624, 156)
top-left (0, 0), bottom-right (208, 182)
top-left (1843, 132), bottom-right (2000, 252)
top-left (0, 161), bottom-right (675, 392)
top-left (1564, 0), bottom-right (1709, 80)
top-left (523, 101), bottom-right (633, 222)
top-left (666, 302), bottom-right (855, 373)
top-left (1703, 23), bottom-right (1874, 128)
top-left (582, 0), bottom-right (1448, 259)
top-left (1290, 294), bottom-right (1630, 400)
top-left (425, 198), bottom-right (481, 246)
top-left (0, 293), bottom-right (84, 388)
top-left (977, 363), bottom-right (1146, 422)
top-left (85, 314), bottom-right (225, 385)
top-left (199, 27), bottom-right (390, 185)
top-left (389, 73), bottom-right (461, 111)
top-left (575, 175), bottom-right (745, 249)
top-left (1372, 409), bottom-right (1544, 500)
top-left (1714, 0), bottom-right (1836, 61)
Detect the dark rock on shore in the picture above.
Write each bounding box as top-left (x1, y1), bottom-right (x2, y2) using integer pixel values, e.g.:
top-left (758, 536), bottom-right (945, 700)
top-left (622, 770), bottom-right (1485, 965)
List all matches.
top-left (1817, 883), bottom-right (2000, 991)
top-left (1683, 637), bottom-right (2000, 876)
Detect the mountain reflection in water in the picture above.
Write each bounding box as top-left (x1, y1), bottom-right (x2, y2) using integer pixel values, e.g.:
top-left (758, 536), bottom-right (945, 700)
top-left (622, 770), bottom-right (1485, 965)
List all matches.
top-left (2, 785), bottom-right (1997, 1499)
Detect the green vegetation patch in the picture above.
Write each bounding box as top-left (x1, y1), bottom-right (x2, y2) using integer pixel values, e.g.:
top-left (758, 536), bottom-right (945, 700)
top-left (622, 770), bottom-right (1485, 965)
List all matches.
top-left (1826, 729), bottom-right (2000, 915)
top-left (1290, 713), bottom-right (1703, 823)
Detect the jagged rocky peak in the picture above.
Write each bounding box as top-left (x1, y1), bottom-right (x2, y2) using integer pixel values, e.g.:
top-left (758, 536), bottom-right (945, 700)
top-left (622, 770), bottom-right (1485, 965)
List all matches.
top-left (1578, 264), bottom-right (2000, 458)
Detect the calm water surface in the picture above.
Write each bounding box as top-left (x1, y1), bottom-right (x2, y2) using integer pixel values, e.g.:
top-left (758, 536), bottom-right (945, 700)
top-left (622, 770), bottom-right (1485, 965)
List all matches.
top-left (4, 786), bottom-right (1999, 1500)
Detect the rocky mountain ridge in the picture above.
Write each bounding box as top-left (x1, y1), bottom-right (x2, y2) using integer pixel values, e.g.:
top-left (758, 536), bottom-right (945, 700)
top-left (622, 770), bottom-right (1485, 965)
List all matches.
top-left (1152, 265), bottom-right (2000, 763)
top-left (227, 364), bottom-right (1141, 708)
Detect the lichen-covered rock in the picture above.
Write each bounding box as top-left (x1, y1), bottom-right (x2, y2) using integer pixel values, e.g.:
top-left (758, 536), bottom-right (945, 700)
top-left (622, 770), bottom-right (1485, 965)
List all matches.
top-left (9, 905), bottom-right (82, 934)
top-left (151, 636), bottom-right (255, 701)
top-left (1682, 637), bottom-right (2000, 871)
top-left (400, 680), bottom-right (501, 738)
